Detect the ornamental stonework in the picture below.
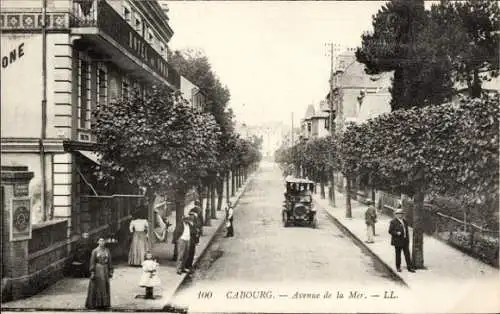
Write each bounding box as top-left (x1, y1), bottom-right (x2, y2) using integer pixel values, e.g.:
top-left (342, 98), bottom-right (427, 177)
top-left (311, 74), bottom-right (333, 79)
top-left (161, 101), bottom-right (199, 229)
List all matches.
top-left (1, 12), bottom-right (69, 30)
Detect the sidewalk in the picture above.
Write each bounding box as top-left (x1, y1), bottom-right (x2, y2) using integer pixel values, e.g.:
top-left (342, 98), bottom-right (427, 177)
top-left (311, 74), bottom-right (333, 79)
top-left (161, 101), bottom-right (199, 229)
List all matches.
top-left (314, 188), bottom-right (499, 296)
top-left (1, 174), bottom-right (255, 311)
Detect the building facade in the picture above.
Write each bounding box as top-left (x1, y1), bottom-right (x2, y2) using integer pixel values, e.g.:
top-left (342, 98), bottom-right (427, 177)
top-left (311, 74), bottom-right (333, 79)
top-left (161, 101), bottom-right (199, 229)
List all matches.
top-left (300, 103), bottom-right (330, 141)
top-left (325, 49), bottom-right (392, 196)
top-left (327, 50), bottom-right (392, 132)
top-left (180, 76), bottom-right (206, 112)
top-left (1, 0), bottom-right (179, 300)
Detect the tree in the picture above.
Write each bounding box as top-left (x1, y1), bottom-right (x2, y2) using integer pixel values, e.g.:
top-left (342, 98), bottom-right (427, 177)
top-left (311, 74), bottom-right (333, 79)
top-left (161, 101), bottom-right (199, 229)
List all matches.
top-left (449, 0), bottom-right (499, 97)
top-left (336, 94), bottom-right (499, 268)
top-left (357, 0), bottom-right (499, 109)
top-left (93, 87), bottom-right (220, 231)
top-left (169, 49), bottom-right (234, 217)
top-left (302, 136), bottom-right (337, 199)
top-left (356, 0), bottom-right (444, 110)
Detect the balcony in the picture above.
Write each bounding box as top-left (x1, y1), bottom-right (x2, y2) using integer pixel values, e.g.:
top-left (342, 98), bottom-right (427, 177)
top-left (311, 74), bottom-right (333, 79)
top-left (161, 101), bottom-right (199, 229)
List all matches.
top-left (70, 0), bottom-right (180, 90)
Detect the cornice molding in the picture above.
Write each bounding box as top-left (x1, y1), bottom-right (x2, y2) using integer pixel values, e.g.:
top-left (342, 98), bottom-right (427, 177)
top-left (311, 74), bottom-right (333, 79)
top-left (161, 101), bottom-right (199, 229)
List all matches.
top-left (1, 138), bottom-right (66, 153)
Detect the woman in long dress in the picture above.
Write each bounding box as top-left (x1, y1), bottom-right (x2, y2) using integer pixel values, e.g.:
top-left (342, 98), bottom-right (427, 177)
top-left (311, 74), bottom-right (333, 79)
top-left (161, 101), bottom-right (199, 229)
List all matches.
top-left (85, 238), bottom-right (113, 309)
top-left (128, 211), bottom-right (150, 266)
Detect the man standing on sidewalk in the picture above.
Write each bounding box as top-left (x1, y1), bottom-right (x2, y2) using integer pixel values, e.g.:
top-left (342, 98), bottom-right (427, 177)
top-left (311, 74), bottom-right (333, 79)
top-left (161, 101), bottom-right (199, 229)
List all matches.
top-left (173, 216), bottom-right (192, 274)
top-left (364, 200), bottom-right (377, 243)
top-left (225, 201), bottom-right (234, 237)
top-left (185, 212), bottom-right (200, 272)
top-left (388, 208), bottom-right (415, 272)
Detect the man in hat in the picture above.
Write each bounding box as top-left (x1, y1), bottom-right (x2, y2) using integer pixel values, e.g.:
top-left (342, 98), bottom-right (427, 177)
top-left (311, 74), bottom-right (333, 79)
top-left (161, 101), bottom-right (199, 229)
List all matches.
top-left (173, 215), bottom-right (192, 274)
top-left (191, 201), bottom-right (204, 236)
top-left (388, 208), bottom-right (415, 272)
top-left (364, 200), bottom-right (377, 243)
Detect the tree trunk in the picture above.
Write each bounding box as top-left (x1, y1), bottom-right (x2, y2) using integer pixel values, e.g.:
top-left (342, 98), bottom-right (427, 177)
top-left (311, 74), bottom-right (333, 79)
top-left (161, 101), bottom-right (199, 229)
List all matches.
top-left (412, 188), bottom-right (425, 269)
top-left (204, 185), bottom-right (211, 226)
top-left (330, 171), bottom-right (336, 207)
top-left (235, 168), bottom-right (239, 189)
top-left (174, 185), bottom-right (187, 235)
top-left (231, 169), bottom-right (236, 196)
top-left (210, 182), bottom-right (216, 219)
top-left (196, 185), bottom-right (204, 219)
top-left (320, 181), bottom-right (325, 199)
top-left (145, 189), bottom-right (156, 250)
top-left (471, 69), bottom-right (482, 98)
top-left (226, 172), bottom-right (230, 203)
top-left (238, 167), bottom-right (242, 188)
top-left (195, 185), bottom-right (204, 236)
top-left (216, 177), bottom-right (224, 211)
top-left (345, 177), bottom-right (352, 218)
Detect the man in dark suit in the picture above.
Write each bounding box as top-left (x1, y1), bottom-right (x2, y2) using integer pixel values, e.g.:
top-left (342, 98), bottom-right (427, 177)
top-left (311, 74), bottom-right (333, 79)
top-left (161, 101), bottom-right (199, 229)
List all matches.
top-left (190, 204), bottom-right (204, 236)
top-left (388, 208), bottom-right (415, 272)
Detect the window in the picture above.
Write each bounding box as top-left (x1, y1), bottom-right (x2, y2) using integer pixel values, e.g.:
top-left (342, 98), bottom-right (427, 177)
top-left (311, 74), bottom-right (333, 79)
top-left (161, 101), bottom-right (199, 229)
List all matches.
top-left (147, 28), bottom-right (154, 44)
top-left (307, 122), bottom-right (312, 132)
top-left (123, 5), bottom-right (131, 22)
top-left (132, 81), bottom-right (142, 99)
top-left (134, 13), bottom-right (143, 35)
top-left (79, 58), bottom-right (90, 129)
top-left (97, 66), bottom-right (107, 108)
top-left (122, 77), bottom-right (129, 101)
top-left (160, 43), bottom-right (166, 56)
top-left (324, 118), bottom-right (329, 130)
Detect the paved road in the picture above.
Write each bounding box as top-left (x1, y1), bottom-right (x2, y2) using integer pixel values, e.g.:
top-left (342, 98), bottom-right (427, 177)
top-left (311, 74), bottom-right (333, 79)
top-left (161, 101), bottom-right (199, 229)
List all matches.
top-left (169, 162), bottom-right (403, 311)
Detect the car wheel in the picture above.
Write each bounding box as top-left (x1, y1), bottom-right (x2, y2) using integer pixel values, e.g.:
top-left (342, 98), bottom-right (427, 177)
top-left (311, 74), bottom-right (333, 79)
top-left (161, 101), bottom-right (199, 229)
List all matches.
top-left (311, 217), bottom-right (318, 228)
top-left (283, 213), bottom-right (289, 227)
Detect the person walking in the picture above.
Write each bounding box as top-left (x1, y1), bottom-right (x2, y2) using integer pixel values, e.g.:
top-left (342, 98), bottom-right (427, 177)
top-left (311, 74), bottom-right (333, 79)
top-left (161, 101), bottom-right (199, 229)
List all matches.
top-left (364, 200), bottom-right (377, 243)
top-left (139, 252), bottom-right (161, 299)
top-left (388, 208), bottom-right (416, 272)
top-left (225, 201), bottom-right (234, 237)
top-left (173, 216), bottom-right (192, 274)
top-left (185, 212), bottom-right (200, 271)
top-left (85, 238), bottom-right (113, 309)
top-left (128, 209), bottom-right (150, 266)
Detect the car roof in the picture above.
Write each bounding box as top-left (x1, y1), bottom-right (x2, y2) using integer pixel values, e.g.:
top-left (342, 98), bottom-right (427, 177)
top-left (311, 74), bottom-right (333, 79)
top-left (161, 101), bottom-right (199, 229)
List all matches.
top-left (285, 177), bottom-right (315, 184)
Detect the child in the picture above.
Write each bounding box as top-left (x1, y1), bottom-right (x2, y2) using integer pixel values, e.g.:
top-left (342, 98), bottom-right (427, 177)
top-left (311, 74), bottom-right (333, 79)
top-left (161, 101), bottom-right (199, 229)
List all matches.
top-left (139, 252), bottom-right (161, 299)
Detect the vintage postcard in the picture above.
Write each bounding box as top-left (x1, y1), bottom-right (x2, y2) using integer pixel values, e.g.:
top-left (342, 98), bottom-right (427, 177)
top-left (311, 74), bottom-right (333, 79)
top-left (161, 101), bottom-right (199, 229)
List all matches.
top-left (1, 0), bottom-right (499, 313)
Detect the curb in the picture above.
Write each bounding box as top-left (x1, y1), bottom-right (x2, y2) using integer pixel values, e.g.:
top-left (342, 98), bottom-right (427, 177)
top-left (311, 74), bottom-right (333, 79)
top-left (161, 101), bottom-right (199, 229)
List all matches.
top-left (165, 173), bottom-right (257, 306)
top-left (192, 173), bottom-right (255, 270)
top-left (314, 198), bottom-right (408, 287)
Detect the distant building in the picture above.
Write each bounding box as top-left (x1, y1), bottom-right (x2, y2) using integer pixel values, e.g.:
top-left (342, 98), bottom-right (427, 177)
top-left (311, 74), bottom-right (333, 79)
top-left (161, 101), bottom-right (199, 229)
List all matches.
top-left (180, 76), bottom-right (206, 112)
top-left (326, 49), bottom-right (392, 131)
top-left (300, 103), bottom-right (330, 141)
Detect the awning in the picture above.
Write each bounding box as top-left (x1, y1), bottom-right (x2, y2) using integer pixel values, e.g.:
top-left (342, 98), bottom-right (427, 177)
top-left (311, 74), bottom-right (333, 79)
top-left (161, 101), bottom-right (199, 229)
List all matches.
top-left (77, 150), bottom-right (101, 165)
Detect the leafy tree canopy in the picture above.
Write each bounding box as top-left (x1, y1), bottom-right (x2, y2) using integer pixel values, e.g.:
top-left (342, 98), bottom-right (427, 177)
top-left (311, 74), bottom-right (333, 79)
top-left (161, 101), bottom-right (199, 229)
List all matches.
top-left (93, 87), bottom-right (220, 196)
top-left (356, 0), bottom-right (499, 110)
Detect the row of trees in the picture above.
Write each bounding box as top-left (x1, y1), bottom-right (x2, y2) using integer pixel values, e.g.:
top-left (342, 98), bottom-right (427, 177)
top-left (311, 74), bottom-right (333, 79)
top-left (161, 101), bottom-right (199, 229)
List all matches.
top-left (93, 49), bottom-right (262, 230)
top-left (276, 0), bottom-right (499, 268)
top-left (276, 95), bottom-right (498, 269)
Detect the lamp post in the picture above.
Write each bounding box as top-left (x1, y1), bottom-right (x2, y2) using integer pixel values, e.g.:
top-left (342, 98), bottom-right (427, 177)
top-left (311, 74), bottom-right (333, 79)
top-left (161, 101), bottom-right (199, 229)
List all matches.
top-left (325, 42), bottom-right (340, 207)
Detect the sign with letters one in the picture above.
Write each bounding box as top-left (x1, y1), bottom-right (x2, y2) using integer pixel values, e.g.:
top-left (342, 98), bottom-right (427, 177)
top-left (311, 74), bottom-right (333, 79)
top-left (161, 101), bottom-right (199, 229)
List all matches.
top-left (10, 198), bottom-right (32, 241)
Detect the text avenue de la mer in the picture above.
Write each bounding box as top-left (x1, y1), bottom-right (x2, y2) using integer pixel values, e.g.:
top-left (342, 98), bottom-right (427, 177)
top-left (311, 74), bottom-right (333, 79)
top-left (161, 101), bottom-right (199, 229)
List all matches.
top-left (196, 289), bottom-right (399, 300)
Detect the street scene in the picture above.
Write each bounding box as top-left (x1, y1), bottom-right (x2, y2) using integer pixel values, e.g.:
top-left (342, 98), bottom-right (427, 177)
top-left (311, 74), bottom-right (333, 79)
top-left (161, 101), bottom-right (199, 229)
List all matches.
top-left (1, 0), bottom-right (499, 313)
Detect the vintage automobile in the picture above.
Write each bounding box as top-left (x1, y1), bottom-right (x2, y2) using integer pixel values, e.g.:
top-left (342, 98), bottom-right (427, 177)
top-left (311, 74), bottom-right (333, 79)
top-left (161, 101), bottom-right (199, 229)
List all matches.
top-left (282, 177), bottom-right (317, 228)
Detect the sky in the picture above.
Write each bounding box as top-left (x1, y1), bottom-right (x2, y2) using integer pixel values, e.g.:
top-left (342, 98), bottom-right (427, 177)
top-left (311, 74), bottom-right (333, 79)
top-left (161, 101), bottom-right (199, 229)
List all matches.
top-left (165, 1), bottom-right (389, 127)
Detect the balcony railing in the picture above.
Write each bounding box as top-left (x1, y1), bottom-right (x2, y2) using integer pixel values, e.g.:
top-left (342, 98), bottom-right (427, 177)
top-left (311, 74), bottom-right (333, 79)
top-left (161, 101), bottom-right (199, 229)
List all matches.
top-left (71, 0), bottom-right (180, 89)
